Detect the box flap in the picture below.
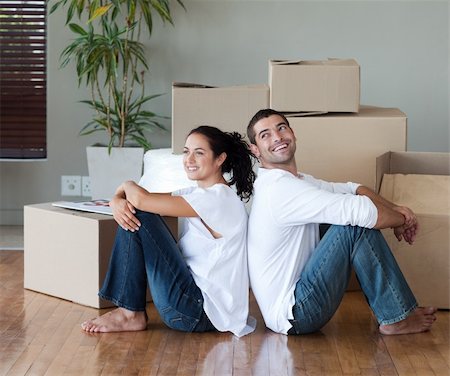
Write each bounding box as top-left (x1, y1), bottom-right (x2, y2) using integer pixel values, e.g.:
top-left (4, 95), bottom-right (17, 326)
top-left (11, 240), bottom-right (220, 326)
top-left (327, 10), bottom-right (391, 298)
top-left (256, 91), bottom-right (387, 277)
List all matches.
top-left (376, 151), bottom-right (450, 193)
top-left (379, 174), bottom-right (450, 215)
top-left (389, 152), bottom-right (450, 175)
top-left (376, 152), bottom-right (393, 193)
top-left (172, 82), bottom-right (215, 89)
top-left (285, 111), bottom-right (328, 117)
top-left (270, 59), bottom-right (306, 65)
top-left (173, 82), bottom-right (268, 91)
top-left (270, 58), bottom-right (358, 66)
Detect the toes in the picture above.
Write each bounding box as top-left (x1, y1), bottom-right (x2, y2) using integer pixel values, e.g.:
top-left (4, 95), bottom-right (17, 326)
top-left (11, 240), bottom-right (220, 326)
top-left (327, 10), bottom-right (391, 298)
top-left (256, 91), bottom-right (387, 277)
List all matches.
top-left (81, 319), bottom-right (100, 332)
top-left (423, 306), bottom-right (437, 314)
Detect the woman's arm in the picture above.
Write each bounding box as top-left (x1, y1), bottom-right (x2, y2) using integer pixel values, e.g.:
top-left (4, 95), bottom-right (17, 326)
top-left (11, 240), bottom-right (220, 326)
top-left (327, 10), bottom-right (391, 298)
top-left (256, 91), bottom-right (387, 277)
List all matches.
top-left (110, 181), bottom-right (198, 232)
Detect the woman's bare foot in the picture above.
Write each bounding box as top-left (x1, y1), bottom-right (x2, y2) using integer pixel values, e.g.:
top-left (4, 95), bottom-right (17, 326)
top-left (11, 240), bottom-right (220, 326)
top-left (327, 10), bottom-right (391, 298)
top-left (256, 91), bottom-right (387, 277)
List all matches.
top-left (379, 307), bottom-right (437, 335)
top-left (81, 307), bottom-right (147, 333)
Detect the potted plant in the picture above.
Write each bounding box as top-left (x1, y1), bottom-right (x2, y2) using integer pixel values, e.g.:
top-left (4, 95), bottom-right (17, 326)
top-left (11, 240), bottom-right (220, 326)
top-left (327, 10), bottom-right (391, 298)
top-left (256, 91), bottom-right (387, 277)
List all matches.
top-left (50, 0), bottom-right (184, 199)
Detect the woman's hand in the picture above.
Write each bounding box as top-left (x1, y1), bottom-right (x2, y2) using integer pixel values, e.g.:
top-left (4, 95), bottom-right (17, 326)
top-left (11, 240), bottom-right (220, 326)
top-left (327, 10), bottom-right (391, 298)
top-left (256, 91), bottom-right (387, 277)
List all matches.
top-left (109, 196), bottom-right (141, 232)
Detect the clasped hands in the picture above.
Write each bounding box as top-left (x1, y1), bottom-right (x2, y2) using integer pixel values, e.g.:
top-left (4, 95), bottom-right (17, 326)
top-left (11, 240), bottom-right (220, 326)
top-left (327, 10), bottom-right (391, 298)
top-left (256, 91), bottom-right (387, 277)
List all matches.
top-left (392, 206), bottom-right (419, 245)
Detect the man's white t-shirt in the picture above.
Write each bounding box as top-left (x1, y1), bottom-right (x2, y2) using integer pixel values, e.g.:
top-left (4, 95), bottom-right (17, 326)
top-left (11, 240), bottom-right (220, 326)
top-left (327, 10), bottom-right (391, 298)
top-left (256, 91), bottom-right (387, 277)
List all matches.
top-left (248, 168), bottom-right (378, 334)
top-left (173, 184), bottom-right (255, 337)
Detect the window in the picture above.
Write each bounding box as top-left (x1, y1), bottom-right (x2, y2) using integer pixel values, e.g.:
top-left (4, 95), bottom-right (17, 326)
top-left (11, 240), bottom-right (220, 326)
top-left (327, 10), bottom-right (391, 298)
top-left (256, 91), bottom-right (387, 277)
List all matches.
top-left (0, 0), bottom-right (47, 159)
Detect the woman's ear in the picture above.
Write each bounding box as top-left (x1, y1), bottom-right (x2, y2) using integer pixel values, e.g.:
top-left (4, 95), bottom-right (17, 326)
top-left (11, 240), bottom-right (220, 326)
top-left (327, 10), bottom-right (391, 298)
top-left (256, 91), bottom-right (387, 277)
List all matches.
top-left (217, 152), bottom-right (227, 167)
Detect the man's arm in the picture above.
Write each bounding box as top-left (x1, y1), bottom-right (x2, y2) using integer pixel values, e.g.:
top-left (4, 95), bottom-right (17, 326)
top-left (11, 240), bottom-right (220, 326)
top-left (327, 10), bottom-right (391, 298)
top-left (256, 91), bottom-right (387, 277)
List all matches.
top-left (356, 185), bottom-right (419, 244)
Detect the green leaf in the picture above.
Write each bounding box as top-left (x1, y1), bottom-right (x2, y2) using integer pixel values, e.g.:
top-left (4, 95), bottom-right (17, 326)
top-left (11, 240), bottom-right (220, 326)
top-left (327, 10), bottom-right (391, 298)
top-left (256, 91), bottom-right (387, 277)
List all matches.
top-left (68, 23), bottom-right (87, 35)
top-left (49, 1), bottom-right (63, 15)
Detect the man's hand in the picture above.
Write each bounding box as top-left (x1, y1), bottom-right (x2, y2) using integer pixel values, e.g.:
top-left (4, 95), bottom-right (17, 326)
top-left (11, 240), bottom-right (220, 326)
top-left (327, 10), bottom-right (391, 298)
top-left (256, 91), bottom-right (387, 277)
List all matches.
top-left (392, 207), bottom-right (419, 245)
top-left (109, 196), bottom-right (141, 232)
top-left (393, 205), bottom-right (417, 228)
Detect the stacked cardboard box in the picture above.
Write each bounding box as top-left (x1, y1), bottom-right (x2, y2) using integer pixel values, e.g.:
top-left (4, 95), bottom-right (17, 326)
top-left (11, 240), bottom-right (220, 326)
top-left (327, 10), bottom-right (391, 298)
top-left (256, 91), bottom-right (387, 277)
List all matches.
top-left (171, 58), bottom-right (363, 154)
top-left (290, 106), bottom-right (407, 189)
top-left (171, 83), bottom-right (269, 153)
top-left (269, 59), bottom-right (360, 113)
top-left (171, 59), bottom-right (407, 188)
top-left (268, 58), bottom-right (407, 189)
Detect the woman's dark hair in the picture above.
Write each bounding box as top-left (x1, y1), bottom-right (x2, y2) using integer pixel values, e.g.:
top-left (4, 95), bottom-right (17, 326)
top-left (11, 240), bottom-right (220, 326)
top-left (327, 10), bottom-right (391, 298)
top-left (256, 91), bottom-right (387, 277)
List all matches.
top-left (188, 125), bottom-right (256, 201)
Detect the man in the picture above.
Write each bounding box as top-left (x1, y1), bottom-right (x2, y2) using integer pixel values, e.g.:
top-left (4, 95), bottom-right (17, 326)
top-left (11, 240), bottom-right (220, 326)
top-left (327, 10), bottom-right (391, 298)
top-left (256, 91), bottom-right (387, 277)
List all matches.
top-left (246, 108), bottom-right (437, 335)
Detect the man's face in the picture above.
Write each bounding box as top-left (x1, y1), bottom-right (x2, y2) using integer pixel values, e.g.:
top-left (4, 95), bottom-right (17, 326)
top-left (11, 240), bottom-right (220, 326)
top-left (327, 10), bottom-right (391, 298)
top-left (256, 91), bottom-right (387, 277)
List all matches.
top-left (250, 114), bottom-right (297, 168)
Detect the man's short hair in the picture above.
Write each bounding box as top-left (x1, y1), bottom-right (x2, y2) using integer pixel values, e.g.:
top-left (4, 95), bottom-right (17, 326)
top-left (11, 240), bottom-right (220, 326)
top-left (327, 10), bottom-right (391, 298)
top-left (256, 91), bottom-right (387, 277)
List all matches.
top-left (246, 109), bottom-right (290, 144)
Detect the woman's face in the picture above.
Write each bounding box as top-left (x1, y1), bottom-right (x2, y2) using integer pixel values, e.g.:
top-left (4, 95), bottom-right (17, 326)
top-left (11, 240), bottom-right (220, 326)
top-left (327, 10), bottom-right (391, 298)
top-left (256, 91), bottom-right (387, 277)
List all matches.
top-left (183, 133), bottom-right (225, 184)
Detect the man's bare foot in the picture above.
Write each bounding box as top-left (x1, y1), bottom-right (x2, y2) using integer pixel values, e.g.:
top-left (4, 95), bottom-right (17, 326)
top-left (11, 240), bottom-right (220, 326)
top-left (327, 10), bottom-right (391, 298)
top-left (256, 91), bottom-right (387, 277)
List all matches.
top-left (379, 307), bottom-right (437, 335)
top-left (81, 307), bottom-right (147, 333)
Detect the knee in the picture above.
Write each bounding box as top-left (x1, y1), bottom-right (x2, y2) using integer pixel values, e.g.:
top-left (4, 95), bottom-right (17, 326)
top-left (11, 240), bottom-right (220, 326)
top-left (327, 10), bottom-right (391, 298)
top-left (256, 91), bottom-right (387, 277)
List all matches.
top-left (134, 210), bottom-right (162, 225)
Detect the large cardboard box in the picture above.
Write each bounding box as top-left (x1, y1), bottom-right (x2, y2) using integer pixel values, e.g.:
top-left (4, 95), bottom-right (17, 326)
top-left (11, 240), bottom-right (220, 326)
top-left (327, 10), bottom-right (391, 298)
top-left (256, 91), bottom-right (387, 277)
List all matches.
top-left (291, 105), bottom-right (407, 190)
top-left (172, 82), bottom-right (269, 153)
top-left (24, 203), bottom-right (177, 308)
top-left (269, 59), bottom-right (360, 113)
top-left (377, 151), bottom-right (450, 309)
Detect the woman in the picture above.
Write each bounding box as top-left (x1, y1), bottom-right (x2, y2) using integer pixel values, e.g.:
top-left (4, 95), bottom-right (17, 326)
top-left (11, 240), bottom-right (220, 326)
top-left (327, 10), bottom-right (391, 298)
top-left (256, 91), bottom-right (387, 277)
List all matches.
top-left (81, 126), bottom-right (256, 337)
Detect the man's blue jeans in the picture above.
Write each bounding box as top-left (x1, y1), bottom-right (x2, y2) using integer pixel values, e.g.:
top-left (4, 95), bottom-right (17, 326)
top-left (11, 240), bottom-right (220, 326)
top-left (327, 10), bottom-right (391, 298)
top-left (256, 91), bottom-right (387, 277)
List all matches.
top-left (289, 225), bottom-right (417, 334)
top-left (99, 211), bottom-right (215, 332)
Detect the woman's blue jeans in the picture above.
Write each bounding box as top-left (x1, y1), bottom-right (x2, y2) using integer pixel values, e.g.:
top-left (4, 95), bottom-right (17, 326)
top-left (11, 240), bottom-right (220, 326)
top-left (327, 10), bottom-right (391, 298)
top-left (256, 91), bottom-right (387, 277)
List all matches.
top-left (99, 211), bottom-right (215, 332)
top-left (289, 225), bottom-right (417, 334)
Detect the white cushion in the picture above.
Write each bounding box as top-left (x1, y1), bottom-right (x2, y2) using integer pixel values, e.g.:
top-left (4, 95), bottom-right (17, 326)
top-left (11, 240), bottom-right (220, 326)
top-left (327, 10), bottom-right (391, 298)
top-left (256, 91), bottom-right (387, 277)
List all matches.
top-left (138, 148), bottom-right (196, 193)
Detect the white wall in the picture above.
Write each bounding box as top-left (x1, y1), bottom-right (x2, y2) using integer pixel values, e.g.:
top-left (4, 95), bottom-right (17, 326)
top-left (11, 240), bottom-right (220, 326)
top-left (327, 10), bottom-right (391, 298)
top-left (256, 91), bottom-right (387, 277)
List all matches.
top-left (0, 0), bottom-right (448, 224)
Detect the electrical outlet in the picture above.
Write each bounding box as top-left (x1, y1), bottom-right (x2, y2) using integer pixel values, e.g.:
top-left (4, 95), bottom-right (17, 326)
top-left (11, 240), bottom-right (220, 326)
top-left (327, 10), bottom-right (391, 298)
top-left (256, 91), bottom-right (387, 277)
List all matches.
top-left (81, 176), bottom-right (91, 197)
top-left (61, 175), bottom-right (81, 196)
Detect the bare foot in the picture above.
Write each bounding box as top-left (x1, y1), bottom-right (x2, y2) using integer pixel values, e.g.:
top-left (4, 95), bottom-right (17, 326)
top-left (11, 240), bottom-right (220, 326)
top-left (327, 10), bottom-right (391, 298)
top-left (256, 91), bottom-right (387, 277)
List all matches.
top-left (379, 307), bottom-right (437, 335)
top-left (81, 307), bottom-right (147, 333)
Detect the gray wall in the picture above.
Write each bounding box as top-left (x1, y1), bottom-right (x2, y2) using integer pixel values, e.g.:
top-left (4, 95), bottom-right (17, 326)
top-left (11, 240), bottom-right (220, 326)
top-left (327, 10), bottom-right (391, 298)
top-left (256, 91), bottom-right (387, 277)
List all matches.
top-left (1, 0), bottom-right (449, 225)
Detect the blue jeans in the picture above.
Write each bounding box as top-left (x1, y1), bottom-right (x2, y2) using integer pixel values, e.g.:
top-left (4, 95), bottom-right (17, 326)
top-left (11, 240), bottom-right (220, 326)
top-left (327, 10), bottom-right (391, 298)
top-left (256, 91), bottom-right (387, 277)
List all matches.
top-left (289, 225), bottom-right (417, 334)
top-left (99, 211), bottom-right (216, 332)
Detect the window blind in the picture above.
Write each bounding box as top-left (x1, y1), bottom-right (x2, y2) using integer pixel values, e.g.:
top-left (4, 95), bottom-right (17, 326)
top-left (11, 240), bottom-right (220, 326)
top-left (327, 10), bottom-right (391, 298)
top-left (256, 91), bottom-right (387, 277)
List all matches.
top-left (0, 0), bottom-right (47, 159)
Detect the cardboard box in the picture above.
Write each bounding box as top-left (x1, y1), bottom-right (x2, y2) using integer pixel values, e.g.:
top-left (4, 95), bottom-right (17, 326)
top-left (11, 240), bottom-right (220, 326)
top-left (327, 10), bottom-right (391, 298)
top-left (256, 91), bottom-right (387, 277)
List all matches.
top-left (269, 59), bottom-right (360, 113)
top-left (24, 203), bottom-right (178, 308)
top-left (291, 105), bottom-right (407, 190)
top-left (377, 151), bottom-right (450, 309)
top-left (172, 82), bottom-right (269, 153)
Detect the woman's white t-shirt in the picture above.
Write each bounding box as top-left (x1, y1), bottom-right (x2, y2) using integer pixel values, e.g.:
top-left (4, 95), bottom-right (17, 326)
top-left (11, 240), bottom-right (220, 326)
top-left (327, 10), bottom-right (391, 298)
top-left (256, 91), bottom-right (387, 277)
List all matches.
top-left (172, 184), bottom-right (255, 337)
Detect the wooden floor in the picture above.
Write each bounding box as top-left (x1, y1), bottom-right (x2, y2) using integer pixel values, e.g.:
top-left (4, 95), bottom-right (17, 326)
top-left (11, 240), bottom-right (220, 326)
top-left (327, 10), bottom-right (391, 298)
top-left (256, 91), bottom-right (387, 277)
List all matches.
top-left (1, 251), bottom-right (449, 376)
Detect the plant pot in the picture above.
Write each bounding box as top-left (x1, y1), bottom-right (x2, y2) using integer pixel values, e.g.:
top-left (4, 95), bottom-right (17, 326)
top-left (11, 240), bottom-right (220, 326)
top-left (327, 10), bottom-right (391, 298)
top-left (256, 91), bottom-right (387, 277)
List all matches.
top-left (87, 146), bottom-right (144, 199)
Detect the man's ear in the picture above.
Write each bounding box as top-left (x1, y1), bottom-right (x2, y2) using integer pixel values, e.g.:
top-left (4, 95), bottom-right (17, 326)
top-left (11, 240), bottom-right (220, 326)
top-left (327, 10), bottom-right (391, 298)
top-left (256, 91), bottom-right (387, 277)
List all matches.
top-left (250, 143), bottom-right (261, 158)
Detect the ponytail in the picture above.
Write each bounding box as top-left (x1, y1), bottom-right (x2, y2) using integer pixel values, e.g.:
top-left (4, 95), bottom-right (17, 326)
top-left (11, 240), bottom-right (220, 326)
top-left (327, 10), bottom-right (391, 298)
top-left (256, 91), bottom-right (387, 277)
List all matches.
top-left (188, 126), bottom-right (256, 201)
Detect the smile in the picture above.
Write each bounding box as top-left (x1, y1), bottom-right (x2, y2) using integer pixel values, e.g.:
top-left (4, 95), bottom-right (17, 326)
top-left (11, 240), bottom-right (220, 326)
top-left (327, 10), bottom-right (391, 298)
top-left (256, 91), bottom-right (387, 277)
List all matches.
top-left (186, 166), bottom-right (198, 171)
top-left (272, 143), bottom-right (288, 152)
